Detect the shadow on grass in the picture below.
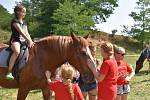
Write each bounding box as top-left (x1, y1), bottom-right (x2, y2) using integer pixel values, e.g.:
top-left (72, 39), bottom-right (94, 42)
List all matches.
top-left (135, 70), bottom-right (149, 76)
top-left (30, 89), bottom-right (41, 93)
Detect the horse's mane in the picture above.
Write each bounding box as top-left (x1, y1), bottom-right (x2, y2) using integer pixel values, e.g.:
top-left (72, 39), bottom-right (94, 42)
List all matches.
top-left (34, 36), bottom-right (73, 60)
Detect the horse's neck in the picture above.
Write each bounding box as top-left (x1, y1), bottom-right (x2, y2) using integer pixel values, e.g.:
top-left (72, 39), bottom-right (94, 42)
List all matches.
top-left (37, 36), bottom-right (72, 65)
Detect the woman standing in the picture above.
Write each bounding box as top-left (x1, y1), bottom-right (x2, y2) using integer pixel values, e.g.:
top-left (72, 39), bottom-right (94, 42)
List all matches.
top-left (87, 41), bottom-right (118, 100)
top-left (114, 46), bottom-right (135, 100)
top-left (78, 45), bottom-right (98, 100)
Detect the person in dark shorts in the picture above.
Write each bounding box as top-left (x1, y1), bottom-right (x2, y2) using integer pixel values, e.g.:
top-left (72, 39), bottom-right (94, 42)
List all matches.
top-left (78, 45), bottom-right (99, 100)
top-left (7, 4), bottom-right (34, 79)
top-left (114, 46), bottom-right (135, 100)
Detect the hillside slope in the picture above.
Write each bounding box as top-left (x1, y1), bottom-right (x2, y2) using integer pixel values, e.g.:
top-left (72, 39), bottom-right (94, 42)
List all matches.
top-left (89, 31), bottom-right (142, 54)
top-left (0, 30), bottom-right (142, 54)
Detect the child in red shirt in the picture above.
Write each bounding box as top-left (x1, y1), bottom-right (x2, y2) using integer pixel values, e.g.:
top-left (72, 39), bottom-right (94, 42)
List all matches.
top-left (88, 41), bottom-right (118, 100)
top-left (45, 64), bottom-right (84, 100)
top-left (114, 46), bottom-right (135, 100)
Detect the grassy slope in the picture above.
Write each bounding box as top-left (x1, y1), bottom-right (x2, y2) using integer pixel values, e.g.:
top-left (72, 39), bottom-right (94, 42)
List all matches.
top-left (0, 30), bottom-right (11, 44)
top-left (89, 31), bottom-right (142, 54)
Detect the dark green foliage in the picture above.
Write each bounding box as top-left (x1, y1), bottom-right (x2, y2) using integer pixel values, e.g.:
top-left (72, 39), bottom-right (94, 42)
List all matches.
top-left (52, 1), bottom-right (94, 35)
top-left (0, 0), bottom-right (118, 37)
top-left (123, 0), bottom-right (150, 44)
top-left (0, 5), bottom-right (12, 31)
top-left (21, 0), bottom-right (118, 37)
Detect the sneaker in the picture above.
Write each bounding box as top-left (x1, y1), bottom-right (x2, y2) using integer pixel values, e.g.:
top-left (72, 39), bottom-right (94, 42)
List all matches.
top-left (6, 73), bottom-right (14, 80)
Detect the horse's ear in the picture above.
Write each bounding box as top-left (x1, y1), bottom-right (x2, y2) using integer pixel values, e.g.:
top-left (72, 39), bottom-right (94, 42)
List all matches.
top-left (71, 33), bottom-right (78, 41)
top-left (84, 34), bottom-right (89, 39)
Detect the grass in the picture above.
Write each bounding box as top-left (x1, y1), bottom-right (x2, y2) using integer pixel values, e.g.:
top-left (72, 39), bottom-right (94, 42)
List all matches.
top-left (0, 55), bottom-right (150, 100)
top-left (124, 55), bottom-right (150, 100)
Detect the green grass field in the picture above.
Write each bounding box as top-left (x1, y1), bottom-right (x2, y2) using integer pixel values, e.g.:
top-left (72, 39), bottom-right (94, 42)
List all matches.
top-left (0, 55), bottom-right (150, 100)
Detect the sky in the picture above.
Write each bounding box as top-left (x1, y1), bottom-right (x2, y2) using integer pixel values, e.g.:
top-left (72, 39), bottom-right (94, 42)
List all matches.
top-left (0, 0), bottom-right (138, 35)
top-left (95, 0), bottom-right (138, 35)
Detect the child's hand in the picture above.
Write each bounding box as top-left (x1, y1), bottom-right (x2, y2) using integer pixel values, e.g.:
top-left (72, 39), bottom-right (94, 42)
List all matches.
top-left (45, 70), bottom-right (51, 79)
top-left (125, 76), bottom-right (131, 82)
top-left (28, 40), bottom-right (34, 48)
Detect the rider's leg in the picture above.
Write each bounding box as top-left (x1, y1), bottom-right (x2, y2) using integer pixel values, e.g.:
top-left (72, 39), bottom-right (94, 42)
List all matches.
top-left (6, 42), bottom-right (20, 79)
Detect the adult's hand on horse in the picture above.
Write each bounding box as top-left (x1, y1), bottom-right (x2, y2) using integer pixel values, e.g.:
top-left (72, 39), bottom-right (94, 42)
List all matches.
top-left (87, 59), bottom-right (96, 70)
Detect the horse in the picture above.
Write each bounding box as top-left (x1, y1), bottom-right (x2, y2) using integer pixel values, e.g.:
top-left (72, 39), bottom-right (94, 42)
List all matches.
top-left (0, 33), bottom-right (96, 100)
top-left (135, 47), bottom-right (150, 73)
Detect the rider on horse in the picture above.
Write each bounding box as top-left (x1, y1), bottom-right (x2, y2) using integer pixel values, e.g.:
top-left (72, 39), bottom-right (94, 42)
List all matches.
top-left (7, 5), bottom-right (34, 79)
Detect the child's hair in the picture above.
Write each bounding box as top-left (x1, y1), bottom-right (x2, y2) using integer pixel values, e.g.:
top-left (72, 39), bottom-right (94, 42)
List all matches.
top-left (113, 45), bottom-right (125, 54)
top-left (61, 64), bottom-right (75, 100)
top-left (100, 41), bottom-right (114, 56)
top-left (14, 4), bottom-right (25, 18)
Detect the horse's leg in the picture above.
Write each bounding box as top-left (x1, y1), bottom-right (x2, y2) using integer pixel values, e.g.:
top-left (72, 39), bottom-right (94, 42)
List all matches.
top-left (42, 88), bottom-right (51, 100)
top-left (148, 60), bottom-right (150, 73)
top-left (17, 87), bottom-right (30, 100)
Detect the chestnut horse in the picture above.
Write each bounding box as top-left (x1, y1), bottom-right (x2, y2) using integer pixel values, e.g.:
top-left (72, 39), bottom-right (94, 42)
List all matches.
top-left (0, 33), bottom-right (96, 100)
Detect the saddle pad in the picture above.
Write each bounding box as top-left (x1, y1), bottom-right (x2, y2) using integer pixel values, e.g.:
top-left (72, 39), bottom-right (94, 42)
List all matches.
top-left (0, 48), bottom-right (11, 67)
top-left (0, 46), bottom-right (28, 69)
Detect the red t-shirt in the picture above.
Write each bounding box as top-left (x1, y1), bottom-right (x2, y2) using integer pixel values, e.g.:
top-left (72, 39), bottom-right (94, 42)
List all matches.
top-left (98, 58), bottom-right (118, 100)
top-left (49, 80), bottom-right (84, 100)
top-left (117, 60), bottom-right (132, 85)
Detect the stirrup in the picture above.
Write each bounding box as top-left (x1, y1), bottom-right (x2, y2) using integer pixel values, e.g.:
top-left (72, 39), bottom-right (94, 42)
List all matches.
top-left (6, 73), bottom-right (14, 80)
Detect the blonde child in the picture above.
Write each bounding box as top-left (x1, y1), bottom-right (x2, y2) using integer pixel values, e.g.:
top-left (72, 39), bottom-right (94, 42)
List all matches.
top-left (45, 64), bottom-right (84, 100)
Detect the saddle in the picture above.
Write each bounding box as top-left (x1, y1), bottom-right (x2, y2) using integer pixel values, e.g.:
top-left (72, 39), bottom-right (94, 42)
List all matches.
top-left (0, 42), bottom-right (29, 81)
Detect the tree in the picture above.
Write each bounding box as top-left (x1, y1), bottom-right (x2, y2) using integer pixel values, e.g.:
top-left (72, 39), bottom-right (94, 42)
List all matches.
top-left (51, 0), bottom-right (94, 35)
top-left (123, 0), bottom-right (150, 46)
top-left (0, 5), bottom-right (12, 31)
top-left (110, 29), bottom-right (117, 37)
top-left (21, 0), bottom-right (118, 37)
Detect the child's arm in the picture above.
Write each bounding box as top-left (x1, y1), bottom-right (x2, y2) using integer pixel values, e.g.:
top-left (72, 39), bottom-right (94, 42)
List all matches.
top-left (45, 70), bottom-right (52, 83)
top-left (13, 23), bottom-right (34, 48)
top-left (126, 65), bottom-right (135, 82)
top-left (87, 60), bottom-right (105, 82)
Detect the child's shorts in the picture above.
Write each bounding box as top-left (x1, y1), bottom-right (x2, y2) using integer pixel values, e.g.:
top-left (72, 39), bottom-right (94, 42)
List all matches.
top-left (117, 84), bottom-right (130, 95)
top-left (79, 81), bottom-right (97, 92)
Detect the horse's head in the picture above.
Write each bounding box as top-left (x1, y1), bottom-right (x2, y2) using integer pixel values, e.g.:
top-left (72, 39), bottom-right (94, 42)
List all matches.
top-left (135, 48), bottom-right (148, 73)
top-left (68, 33), bottom-right (96, 83)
